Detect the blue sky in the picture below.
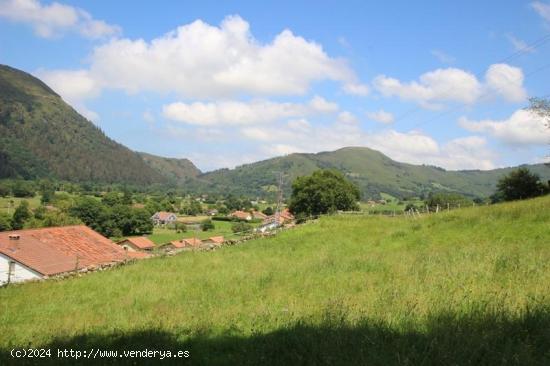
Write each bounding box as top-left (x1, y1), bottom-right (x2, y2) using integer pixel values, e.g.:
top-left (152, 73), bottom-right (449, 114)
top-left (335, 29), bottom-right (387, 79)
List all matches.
top-left (1, 0), bottom-right (549, 171)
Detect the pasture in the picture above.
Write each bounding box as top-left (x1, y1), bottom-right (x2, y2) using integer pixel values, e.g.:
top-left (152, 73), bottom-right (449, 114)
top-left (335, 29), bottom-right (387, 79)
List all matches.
top-left (0, 196), bottom-right (549, 365)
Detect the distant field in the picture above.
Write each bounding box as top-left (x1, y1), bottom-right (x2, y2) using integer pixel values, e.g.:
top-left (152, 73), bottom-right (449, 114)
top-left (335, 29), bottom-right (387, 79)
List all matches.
top-left (1, 196), bottom-right (549, 365)
top-left (146, 220), bottom-right (256, 244)
top-left (0, 195), bottom-right (42, 214)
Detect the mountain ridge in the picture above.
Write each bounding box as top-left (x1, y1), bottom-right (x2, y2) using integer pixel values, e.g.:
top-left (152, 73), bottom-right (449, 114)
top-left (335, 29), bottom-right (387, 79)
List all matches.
top-left (1, 64), bottom-right (548, 198)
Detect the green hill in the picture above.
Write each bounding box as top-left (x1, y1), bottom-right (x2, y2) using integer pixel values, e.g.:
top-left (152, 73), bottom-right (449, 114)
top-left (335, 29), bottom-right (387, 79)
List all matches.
top-left (193, 147), bottom-right (549, 199)
top-left (0, 64), bottom-right (166, 185)
top-left (1, 196), bottom-right (548, 365)
top-left (138, 152), bottom-right (201, 183)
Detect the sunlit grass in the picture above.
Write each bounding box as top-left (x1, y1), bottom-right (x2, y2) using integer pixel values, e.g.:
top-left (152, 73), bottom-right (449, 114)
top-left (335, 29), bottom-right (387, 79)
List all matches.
top-left (0, 196), bottom-right (548, 364)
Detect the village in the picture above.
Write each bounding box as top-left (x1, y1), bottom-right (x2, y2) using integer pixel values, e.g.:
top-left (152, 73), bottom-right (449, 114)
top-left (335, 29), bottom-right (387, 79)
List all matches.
top-left (0, 205), bottom-right (296, 286)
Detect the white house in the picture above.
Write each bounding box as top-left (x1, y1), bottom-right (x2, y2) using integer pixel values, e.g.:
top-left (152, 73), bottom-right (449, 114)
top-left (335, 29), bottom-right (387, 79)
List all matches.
top-left (0, 226), bottom-right (146, 286)
top-left (151, 211), bottom-right (178, 226)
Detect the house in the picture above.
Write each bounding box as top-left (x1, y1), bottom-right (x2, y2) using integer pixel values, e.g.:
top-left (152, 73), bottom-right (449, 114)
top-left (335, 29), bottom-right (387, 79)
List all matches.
top-left (259, 209), bottom-right (295, 232)
top-left (231, 210), bottom-right (252, 221)
top-left (0, 226), bottom-right (146, 285)
top-left (151, 211), bottom-right (177, 225)
top-left (252, 211), bottom-right (267, 220)
top-left (206, 209), bottom-right (219, 216)
top-left (204, 236), bottom-right (224, 245)
top-left (117, 236), bottom-right (155, 252)
top-left (182, 237), bottom-right (202, 247)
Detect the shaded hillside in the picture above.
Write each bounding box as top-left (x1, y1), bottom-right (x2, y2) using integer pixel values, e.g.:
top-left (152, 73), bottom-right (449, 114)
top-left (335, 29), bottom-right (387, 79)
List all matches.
top-left (138, 152), bottom-right (201, 183)
top-left (0, 65), bottom-right (166, 185)
top-left (192, 147), bottom-right (549, 199)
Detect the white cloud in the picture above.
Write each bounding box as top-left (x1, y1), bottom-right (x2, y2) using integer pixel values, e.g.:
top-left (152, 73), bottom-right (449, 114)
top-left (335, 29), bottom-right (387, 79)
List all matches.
top-left (431, 50), bottom-right (455, 64)
top-left (373, 67), bottom-right (482, 107)
top-left (0, 0), bottom-right (120, 39)
top-left (337, 111), bottom-right (359, 124)
top-left (366, 109), bottom-right (394, 124)
top-left (459, 109), bottom-right (550, 146)
top-left (531, 1), bottom-right (550, 22)
top-left (506, 34), bottom-right (535, 53)
top-left (364, 131), bottom-right (496, 170)
top-left (342, 82), bottom-right (370, 96)
top-left (373, 63), bottom-right (526, 107)
top-left (484, 64), bottom-right (526, 102)
top-left (308, 96), bottom-right (339, 113)
top-left (41, 15), bottom-right (364, 101)
top-left (162, 96), bottom-right (338, 126)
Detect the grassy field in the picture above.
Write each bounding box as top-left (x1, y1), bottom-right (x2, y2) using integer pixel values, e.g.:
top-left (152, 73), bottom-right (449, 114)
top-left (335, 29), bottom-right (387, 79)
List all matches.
top-left (0, 195), bottom-right (42, 214)
top-left (146, 220), bottom-right (245, 244)
top-left (0, 196), bottom-right (549, 365)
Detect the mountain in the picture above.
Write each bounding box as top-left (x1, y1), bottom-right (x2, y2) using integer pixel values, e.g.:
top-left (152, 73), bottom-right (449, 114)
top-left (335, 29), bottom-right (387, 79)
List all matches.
top-left (137, 152), bottom-right (201, 183)
top-left (191, 147), bottom-right (550, 199)
top-left (0, 64), bottom-right (167, 185)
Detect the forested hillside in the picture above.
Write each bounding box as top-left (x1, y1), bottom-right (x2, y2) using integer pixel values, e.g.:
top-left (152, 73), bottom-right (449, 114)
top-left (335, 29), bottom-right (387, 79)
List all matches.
top-left (192, 147), bottom-right (549, 199)
top-left (0, 65), bottom-right (166, 185)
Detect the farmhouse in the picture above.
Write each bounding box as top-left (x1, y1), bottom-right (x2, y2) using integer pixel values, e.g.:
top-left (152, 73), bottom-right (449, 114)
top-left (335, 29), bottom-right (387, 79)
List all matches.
top-left (231, 210), bottom-right (252, 221)
top-left (252, 210), bottom-right (267, 220)
top-left (0, 226), bottom-right (145, 285)
top-left (204, 236), bottom-right (224, 245)
top-left (117, 236), bottom-right (155, 252)
top-left (151, 211), bottom-right (177, 225)
top-left (259, 209), bottom-right (296, 232)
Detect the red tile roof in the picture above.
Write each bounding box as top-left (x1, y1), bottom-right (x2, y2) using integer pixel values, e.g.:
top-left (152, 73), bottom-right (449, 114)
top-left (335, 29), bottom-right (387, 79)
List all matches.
top-left (231, 210), bottom-right (251, 220)
top-left (153, 211), bottom-right (177, 221)
top-left (182, 238), bottom-right (202, 247)
top-left (120, 236), bottom-right (155, 249)
top-left (208, 236), bottom-right (224, 244)
top-left (170, 240), bottom-right (185, 249)
top-left (0, 225), bottom-right (133, 276)
top-left (252, 211), bottom-right (267, 219)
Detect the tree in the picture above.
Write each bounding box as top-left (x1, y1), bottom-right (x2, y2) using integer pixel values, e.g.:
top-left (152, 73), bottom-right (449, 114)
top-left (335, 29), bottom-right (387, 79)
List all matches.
top-left (262, 206), bottom-right (274, 216)
top-left (12, 181), bottom-right (35, 198)
top-left (495, 168), bottom-right (547, 202)
top-left (0, 212), bottom-right (11, 231)
top-left (201, 218), bottom-right (215, 231)
top-left (231, 221), bottom-right (252, 234)
top-left (11, 200), bottom-right (32, 230)
top-left (289, 170), bottom-right (360, 217)
top-left (0, 182), bottom-right (10, 197)
top-left (527, 97), bottom-right (550, 128)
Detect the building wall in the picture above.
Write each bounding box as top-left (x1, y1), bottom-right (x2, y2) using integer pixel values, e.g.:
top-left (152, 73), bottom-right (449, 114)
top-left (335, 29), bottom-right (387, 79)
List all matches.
top-left (0, 253), bottom-right (42, 285)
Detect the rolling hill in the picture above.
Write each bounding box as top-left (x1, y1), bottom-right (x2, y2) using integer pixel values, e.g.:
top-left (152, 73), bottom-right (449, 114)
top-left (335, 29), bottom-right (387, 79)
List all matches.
top-left (1, 64), bottom-right (547, 198)
top-left (0, 64), bottom-right (167, 185)
top-left (138, 152), bottom-right (201, 183)
top-left (193, 147), bottom-right (549, 199)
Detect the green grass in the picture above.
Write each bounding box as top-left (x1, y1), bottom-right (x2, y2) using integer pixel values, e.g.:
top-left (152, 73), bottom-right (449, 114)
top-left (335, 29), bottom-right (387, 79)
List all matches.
top-left (0, 195), bottom-right (42, 214)
top-left (1, 196), bottom-right (549, 365)
top-left (146, 220), bottom-right (254, 244)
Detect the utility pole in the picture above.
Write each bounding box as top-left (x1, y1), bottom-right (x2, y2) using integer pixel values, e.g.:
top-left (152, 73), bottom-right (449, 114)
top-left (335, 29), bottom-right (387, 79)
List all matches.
top-left (273, 171), bottom-right (284, 224)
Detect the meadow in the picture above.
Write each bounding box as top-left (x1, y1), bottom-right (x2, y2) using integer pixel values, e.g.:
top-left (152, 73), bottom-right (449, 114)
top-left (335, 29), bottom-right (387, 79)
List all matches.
top-left (146, 220), bottom-right (252, 245)
top-left (0, 196), bottom-right (549, 365)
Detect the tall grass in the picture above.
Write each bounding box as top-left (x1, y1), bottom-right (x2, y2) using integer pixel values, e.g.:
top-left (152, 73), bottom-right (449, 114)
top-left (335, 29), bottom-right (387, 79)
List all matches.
top-left (1, 196), bottom-right (549, 365)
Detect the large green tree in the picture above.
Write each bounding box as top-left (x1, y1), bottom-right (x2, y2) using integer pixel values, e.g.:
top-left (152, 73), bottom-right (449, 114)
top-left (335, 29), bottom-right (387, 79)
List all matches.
top-left (11, 200), bottom-right (32, 230)
top-left (0, 212), bottom-right (11, 231)
top-left (289, 170), bottom-right (360, 217)
top-left (495, 168), bottom-right (548, 202)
